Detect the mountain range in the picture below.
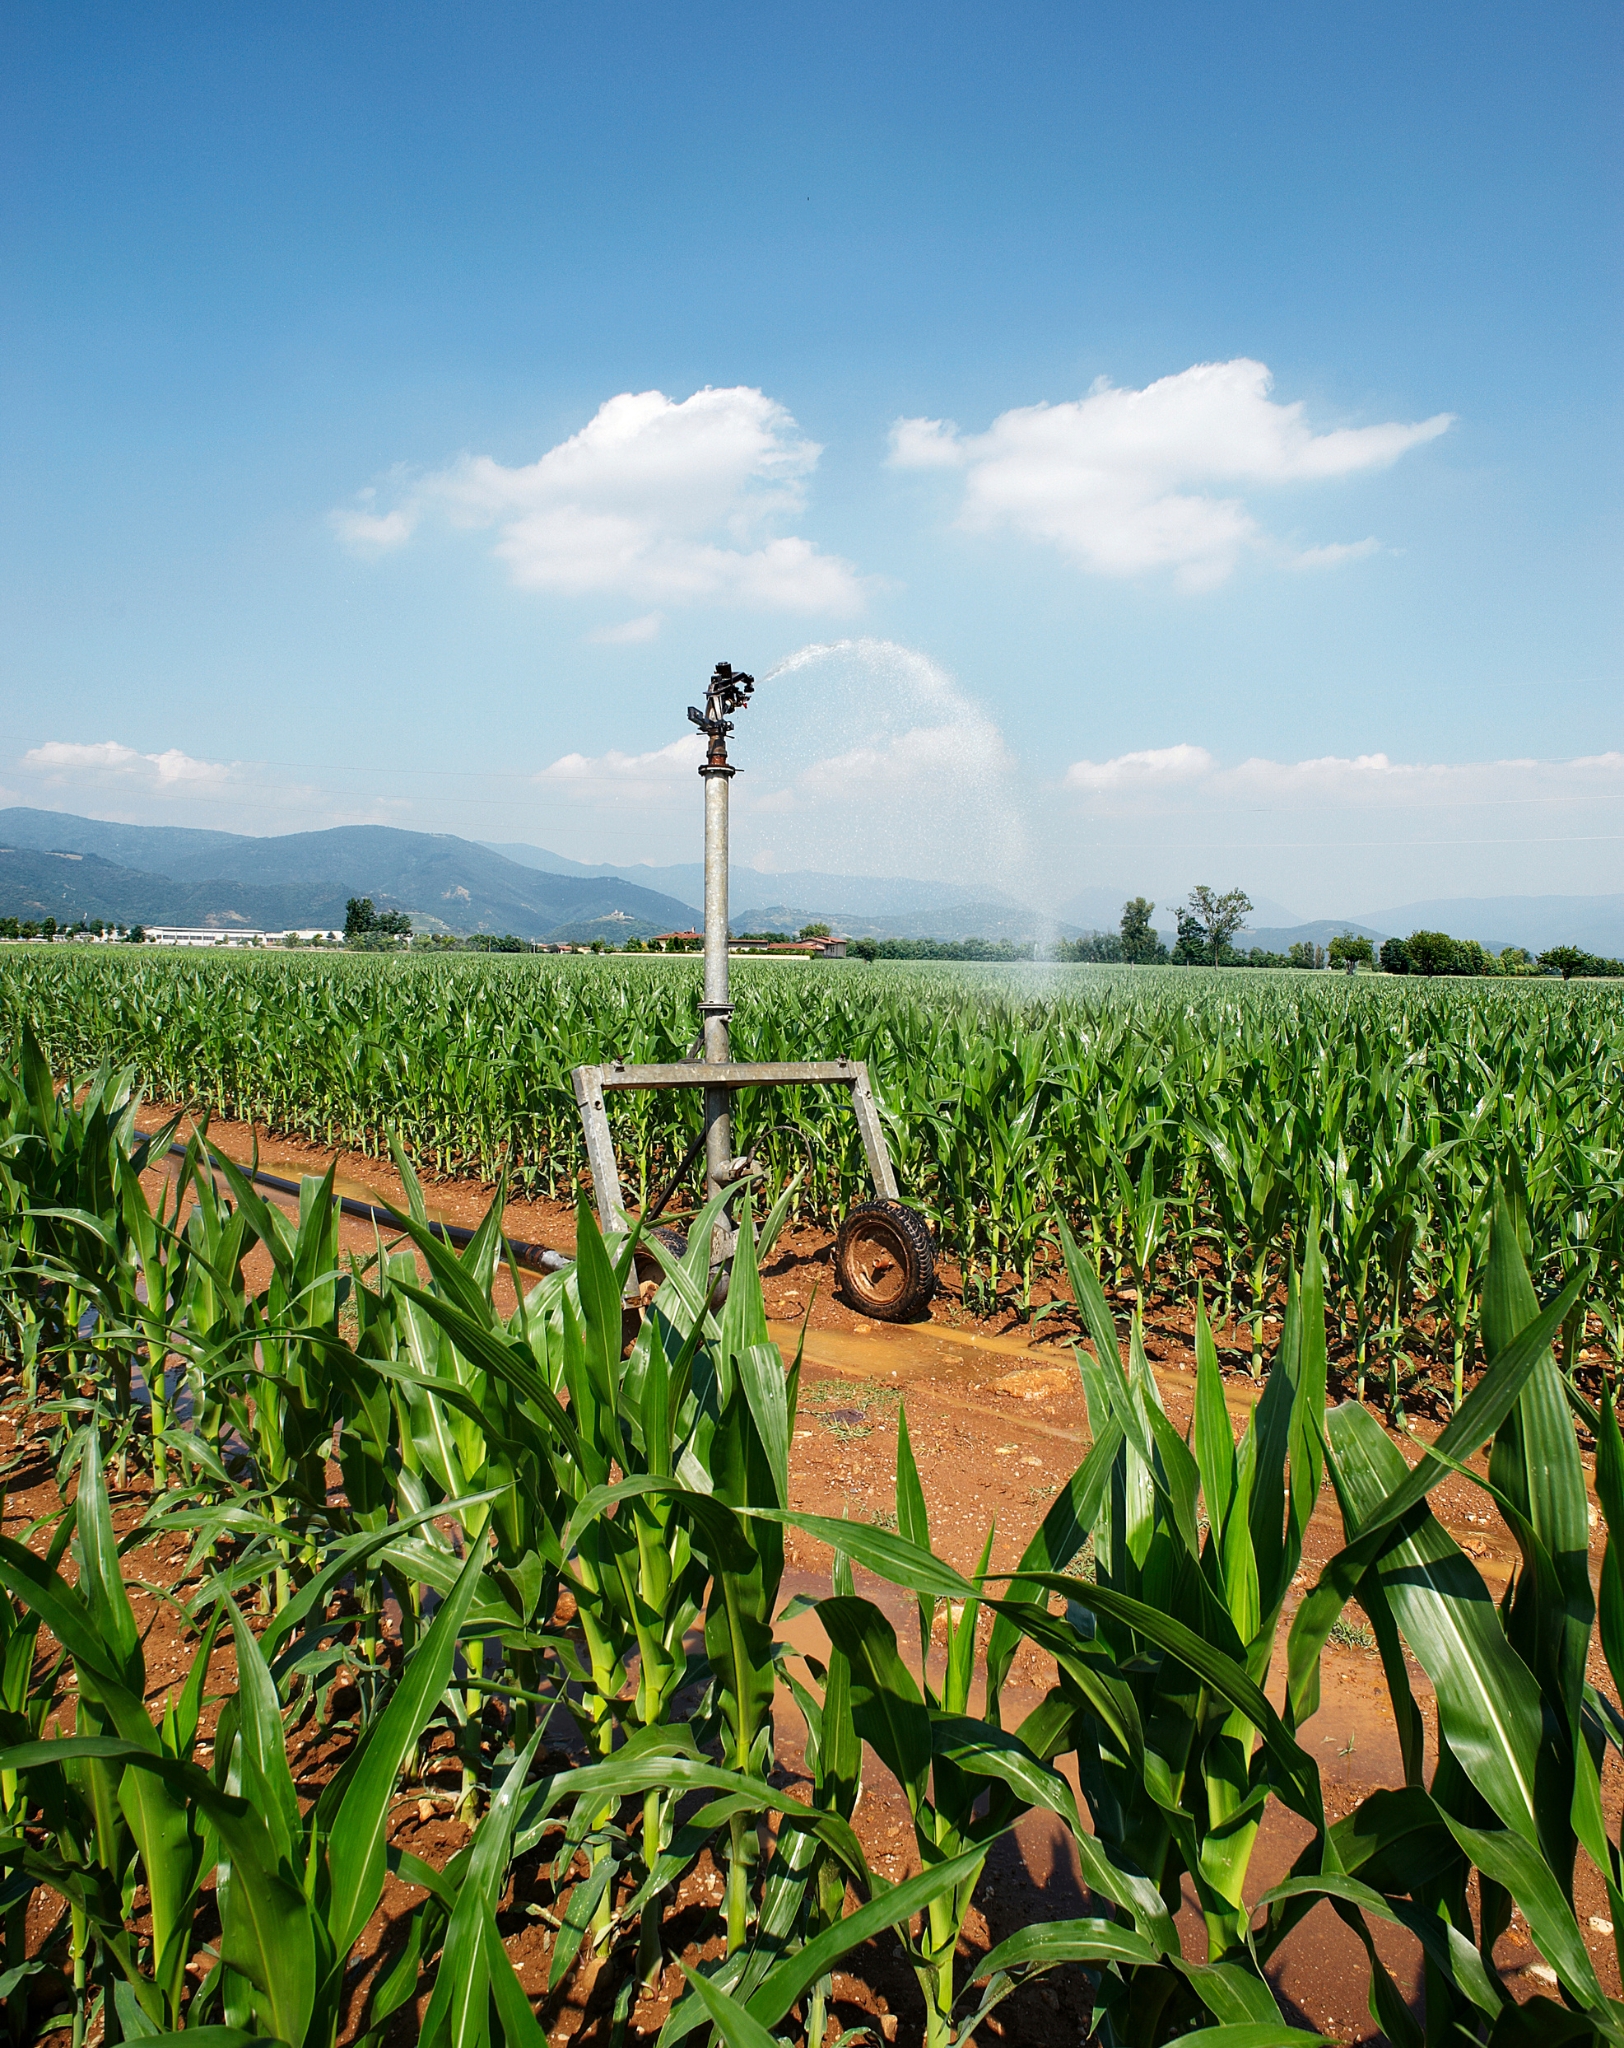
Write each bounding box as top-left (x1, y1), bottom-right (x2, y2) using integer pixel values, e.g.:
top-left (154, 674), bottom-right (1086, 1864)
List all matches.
top-left (481, 842), bottom-right (1053, 940)
top-left (0, 810), bottom-right (697, 941)
top-left (3, 809), bottom-right (1620, 956)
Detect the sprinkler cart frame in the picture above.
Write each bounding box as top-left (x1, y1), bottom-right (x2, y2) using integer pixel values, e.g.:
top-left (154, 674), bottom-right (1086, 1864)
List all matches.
top-left (570, 661), bottom-right (936, 1321)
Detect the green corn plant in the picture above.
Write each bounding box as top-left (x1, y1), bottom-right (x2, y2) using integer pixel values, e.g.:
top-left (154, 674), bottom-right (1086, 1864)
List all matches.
top-left (968, 1219), bottom-right (1341, 2046)
top-left (533, 1190), bottom-right (804, 1985)
top-left (112, 1138), bottom-right (195, 1492)
top-left (798, 1415), bottom-right (1060, 2048)
top-left (1276, 1199), bottom-right (1616, 2046)
top-left (0, 1493), bottom-right (72, 2045)
top-left (1112, 1134), bottom-right (1171, 1310)
top-left (344, 1149), bottom-right (578, 1780)
top-left (1194, 1092), bottom-right (1302, 1374)
top-left (751, 1441), bottom-right (1338, 2046)
top-left (647, 1497), bottom-right (1117, 2048)
top-left (773, 1551), bottom-right (864, 2048)
top-left (0, 1025), bottom-right (183, 1472)
top-left (0, 1431), bottom-right (511, 2045)
top-left (182, 1147), bottom-right (348, 1610)
top-left (0, 1436), bottom-right (226, 2041)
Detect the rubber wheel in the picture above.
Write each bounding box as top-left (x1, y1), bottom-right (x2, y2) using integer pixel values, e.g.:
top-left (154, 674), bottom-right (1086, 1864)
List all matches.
top-left (834, 1200), bottom-right (936, 1321)
top-left (634, 1226), bottom-right (689, 1288)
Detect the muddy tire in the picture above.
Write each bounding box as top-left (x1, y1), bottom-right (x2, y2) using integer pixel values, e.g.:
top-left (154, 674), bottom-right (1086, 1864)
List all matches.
top-left (634, 1225), bottom-right (690, 1289)
top-left (834, 1200), bottom-right (936, 1322)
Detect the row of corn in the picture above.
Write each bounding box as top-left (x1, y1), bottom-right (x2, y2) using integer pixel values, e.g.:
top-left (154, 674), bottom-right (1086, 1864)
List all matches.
top-left (4, 948), bottom-right (1622, 1407)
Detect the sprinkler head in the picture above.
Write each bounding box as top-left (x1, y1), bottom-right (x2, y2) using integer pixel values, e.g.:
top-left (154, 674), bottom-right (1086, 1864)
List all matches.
top-left (690, 660), bottom-right (755, 738)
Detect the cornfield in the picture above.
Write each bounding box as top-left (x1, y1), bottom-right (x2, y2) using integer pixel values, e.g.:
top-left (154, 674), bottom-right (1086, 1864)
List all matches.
top-left (4, 1026), bottom-right (1624, 2046)
top-left (4, 949), bottom-right (1622, 1398)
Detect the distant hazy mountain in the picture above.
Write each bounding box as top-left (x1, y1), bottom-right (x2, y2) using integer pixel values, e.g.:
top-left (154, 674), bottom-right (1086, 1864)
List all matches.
top-left (0, 846), bottom-right (315, 930)
top-left (11, 810), bottom-right (1618, 956)
top-left (0, 810), bottom-right (697, 939)
top-left (1357, 894), bottom-right (1624, 957)
top-left (482, 842), bottom-right (1025, 919)
top-left (0, 813), bottom-right (249, 875)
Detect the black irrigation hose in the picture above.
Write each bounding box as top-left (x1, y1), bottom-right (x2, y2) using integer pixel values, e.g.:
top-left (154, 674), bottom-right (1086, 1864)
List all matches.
top-left (642, 1125), bottom-right (710, 1231)
top-left (139, 1130), bottom-right (572, 1275)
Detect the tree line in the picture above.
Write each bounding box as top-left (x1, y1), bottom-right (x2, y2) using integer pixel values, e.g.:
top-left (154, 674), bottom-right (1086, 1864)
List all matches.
top-left (1050, 893), bottom-right (1623, 977)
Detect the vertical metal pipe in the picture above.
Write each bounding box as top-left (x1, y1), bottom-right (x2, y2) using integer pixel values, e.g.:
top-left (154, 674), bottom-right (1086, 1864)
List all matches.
top-left (700, 737), bottom-right (733, 1212)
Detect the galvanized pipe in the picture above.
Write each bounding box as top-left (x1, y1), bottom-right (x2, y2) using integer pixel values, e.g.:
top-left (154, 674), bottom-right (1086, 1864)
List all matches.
top-left (700, 735), bottom-right (734, 1217)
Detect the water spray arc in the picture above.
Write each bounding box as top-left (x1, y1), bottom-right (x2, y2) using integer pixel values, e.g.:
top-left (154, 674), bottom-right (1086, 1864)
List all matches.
top-left (571, 661), bottom-right (937, 1319)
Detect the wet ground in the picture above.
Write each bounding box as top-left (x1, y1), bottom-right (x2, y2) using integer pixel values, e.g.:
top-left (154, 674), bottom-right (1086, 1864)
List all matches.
top-left (7, 1104), bottom-right (1618, 2043)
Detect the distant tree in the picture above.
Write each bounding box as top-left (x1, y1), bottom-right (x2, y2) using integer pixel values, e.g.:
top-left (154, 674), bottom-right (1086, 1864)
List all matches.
top-left (1454, 938), bottom-right (1491, 977)
top-left (798, 922), bottom-right (831, 940)
top-left (1170, 910), bottom-right (1207, 965)
top-left (1056, 931), bottom-right (1125, 963)
top-left (1540, 945), bottom-right (1624, 981)
top-left (1177, 885), bottom-right (1253, 967)
top-left (851, 937), bottom-right (879, 961)
top-left (375, 908), bottom-right (411, 937)
top-left (0, 919), bottom-right (17, 939)
top-left (623, 936), bottom-right (645, 952)
top-left (40, 918), bottom-right (57, 939)
top-left (1404, 930), bottom-right (1462, 977)
top-left (128, 925), bottom-right (147, 944)
top-left (1328, 933), bottom-right (1373, 969)
top-left (1287, 941), bottom-right (1317, 969)
top-left (1380, 936), bottom-right (1410, 974)
top-left (345, 896), bottom-right (376, 940)
top-left (1119, 897), bottom-right (1166, 965)
top-left (860, 937), bottom-right (1036, 962)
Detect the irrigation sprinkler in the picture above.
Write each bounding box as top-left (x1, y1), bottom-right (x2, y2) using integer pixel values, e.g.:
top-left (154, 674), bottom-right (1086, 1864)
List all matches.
top-left (571, 661), bottom-right (936, 1320)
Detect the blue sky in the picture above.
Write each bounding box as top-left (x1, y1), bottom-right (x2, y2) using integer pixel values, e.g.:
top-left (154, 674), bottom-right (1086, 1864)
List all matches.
top-left (2, 1), bottom-right (1619, 916)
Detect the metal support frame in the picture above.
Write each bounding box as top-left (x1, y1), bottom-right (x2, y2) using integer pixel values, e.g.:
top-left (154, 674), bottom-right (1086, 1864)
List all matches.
top-left (570, 659), bottom-right (901, 1273)
top-left (570, 1057), bottom-right (898, 1237)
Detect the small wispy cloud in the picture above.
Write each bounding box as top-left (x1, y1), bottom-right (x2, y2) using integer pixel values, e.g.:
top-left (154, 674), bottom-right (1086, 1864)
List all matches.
top-left (587, 612), bottom-right (664, 645)
top-left (889, 358), bottom-right (1452, 589)
top-left (1292, 538), bottom-right (1383, 571)
top-left (534, 735), bottom-right (705, 807)
top-left (1064, 743), bottom-right (1217, 792)
top-left (1064, 745), bottom-right (1624, 810)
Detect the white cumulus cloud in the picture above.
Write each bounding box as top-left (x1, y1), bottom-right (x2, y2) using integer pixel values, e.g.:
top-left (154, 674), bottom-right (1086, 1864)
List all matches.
top-left (889, 359), bottom-right (1452, 589)
top-left (22, 740), bottom-right (235, 790)
top-left (334, 387), bottom-right (863, 615)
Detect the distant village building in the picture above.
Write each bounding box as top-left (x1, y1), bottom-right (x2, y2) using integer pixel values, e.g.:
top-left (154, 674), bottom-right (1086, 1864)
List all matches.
top-left (729, 936), bottom-right (848, 959)
top-left (142, 926), bottom-right (272, 948)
